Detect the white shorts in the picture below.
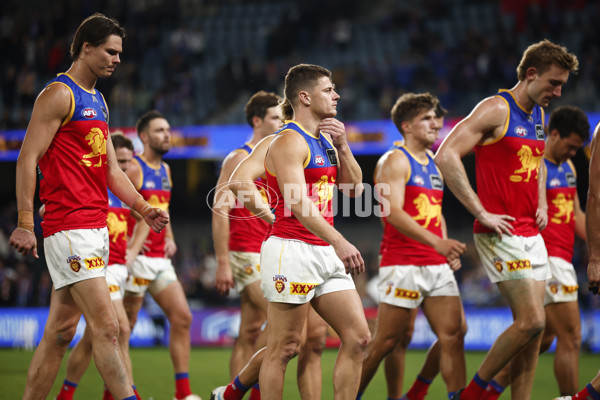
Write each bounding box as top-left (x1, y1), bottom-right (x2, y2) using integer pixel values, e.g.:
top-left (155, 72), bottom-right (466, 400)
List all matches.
top-left (44, 228), bottom-right (108, 290)
top-left (378, 264), bottom-right (460, 309)
top-left (545, 256), bottom-right (578, 305)
top-left (230, 251), bottom-right (261, 292)
top-left (106, 263), bottom-right (128, 301)
top-left (474, 233), bottom-right (550, 283)
top-left (260, 236), bottom-right (355, 304)
top-left (126, 255), bottom-right (178, 296)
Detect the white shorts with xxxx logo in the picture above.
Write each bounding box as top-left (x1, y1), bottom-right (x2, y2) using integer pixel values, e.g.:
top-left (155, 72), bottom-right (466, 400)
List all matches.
top-left (544, 256), bottom-right (578, 305)
top-left (230, 251), bottom-right (261, 292)
top-left (260, 236), bottom-right (355, 304)
top-left (44, 227), bottom-right (109, 290)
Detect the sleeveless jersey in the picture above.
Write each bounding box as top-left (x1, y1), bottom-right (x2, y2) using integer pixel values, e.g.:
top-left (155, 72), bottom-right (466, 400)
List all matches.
top-left (541, 158), bottom-right (577, 262)
top-left (228, 143), bottom-right (270, 253)
top-left (38, 73), bottom-right (110, 237)
top-left (131, 155), bottom-right (172, 258)
top-left (107, 188), bottom-right (130, 265)
top-left (266, 121), bottom-right (337, 246)
top-left (380, 145), bottom-right (446, 267)
top-left (473, 90), bottom-right (545, 236)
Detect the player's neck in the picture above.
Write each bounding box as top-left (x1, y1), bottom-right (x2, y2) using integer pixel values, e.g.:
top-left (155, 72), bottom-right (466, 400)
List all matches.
top-left (141, 150), bottom-right (163, 166)
top-left (404, 138), bottom-right (429, 162)
top-left (249, 130), bottom-right (268, 145)
top-left (509, 81), bottom-right (536, 112)
top-left (65, 63), bottom-right (98, 92)
top-left (293, 111), bottom-right (321, 137)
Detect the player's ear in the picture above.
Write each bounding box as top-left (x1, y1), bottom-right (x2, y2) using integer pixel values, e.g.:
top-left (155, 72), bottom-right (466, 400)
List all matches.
top-left (299, 91), bottom-right (310, 106)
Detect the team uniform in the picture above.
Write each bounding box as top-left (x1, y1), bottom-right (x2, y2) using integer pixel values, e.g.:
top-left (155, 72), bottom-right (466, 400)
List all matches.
top-left (126, 155), bottom-right (177, 296)
top-left (542, 158), bottom-right (579, 304)
top-left (106, 188), bottom-right (131, 300)
top-left (473, 90), bottom-right (550, 283)
top-left (39, 73), bottom-right (111, 290)
top-left (261, 121), bottom-right (354, 304)
top-left (228, 143), bottom-right (270, 292)
top-left (378, 144), bottom-right (459, 309)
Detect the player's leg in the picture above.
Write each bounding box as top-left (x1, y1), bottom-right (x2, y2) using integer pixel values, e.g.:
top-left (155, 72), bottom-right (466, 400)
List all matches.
top-left (113, 299), bottom-right (134, 386)
top-left (24, 287), bottom-right (82, 400)
top-left (297, 305), bottom-right (328, 400)
top-left (211, 347), bottom-right (267, 400)
top-left (259, 302), bottom-right (309, 400)
top-left (231, 280), bottom-right (267, 378)
top-left (383, 309), bottom-right (417, 399)
top-left (312, 289), bottom-right (371, 399)
top-left (421, 296), bottom-right (466, 394)
top-left (546, 301), bottom-right (581, 395)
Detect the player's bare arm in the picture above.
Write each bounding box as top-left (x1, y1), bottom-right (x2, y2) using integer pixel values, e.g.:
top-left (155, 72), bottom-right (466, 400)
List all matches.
top-left (268, 131), bottom-right (365, 275)
top-left (376, 150), bottom-right (466, 261)
top-left (106, 134), bottom-right (169, 233)
top-left (319, 118), bottom-right (364, 197)
top-left (9, 83), bottom-right (71, 258)
top-left (587, 128), bottom-right (600, 293)
top-left (435, 96), bottom-right (515, 237)
top-left (574, 191), bottom-right (587, 241)
top-left (229, 135), bottom-right (275, 225)
top-left (536, 159), bottom-right (548, 230)
top-left (212, 150), bottom-right (246, 295)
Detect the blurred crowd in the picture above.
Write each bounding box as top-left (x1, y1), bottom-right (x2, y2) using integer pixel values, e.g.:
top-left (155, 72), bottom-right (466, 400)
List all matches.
top-left (1, 0), bottom-right (600, 130)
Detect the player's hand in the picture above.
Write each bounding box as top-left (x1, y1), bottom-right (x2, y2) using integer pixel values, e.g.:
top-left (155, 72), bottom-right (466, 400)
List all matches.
top-left (164, 237), bottom-right (177, 258)
top-left (9, 228), bottom-right (38, 259)
top-left (126, 248), bottom-right (138, 267)
top-left (448, 256), bottom-right (462, 271)
top-left (215, 262), bottom-right (235, 296)
top-left (319, 118), bottom-right (348, 148)
top-left (332, 238), bottom-right (365, 275)
top-left (588, 258), bottom-right (600, 295)
top-left (477, 211), bottom-right (515, 238)
top-left (434, 238), bottom-right (466, 259)
top-left (144, 208), bottom-right (169, 233)
top-left (536, 207), bottom-right (548, 231)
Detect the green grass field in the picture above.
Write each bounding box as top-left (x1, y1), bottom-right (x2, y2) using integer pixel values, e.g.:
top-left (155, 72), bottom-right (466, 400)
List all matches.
top-left (1, 348), bottom-right (599, 399)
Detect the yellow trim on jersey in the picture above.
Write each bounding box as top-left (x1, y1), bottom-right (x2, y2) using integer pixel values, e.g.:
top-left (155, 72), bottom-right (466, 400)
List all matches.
top-left (290, 120), bottom-right (320, 139)
top-left (99, 91), bottom-right (109, 121)
top-left (498, 89), bottom-right (532, 114)
top-left (541, 107), bottom-right (545, 129)
top-left (48, 82), bottom-right (76, 128)
top-left (130, 158), bottom-right (143, 190)
top-left (163, 161), bottom-right (173, 188)
top-left (566, 158), bottom-right (576, 177)
top-left (265, 163), bottom-right (276, 177)
top-left (391, 148), bottom-right (411, 184)
top-left (139, 154), bottom-right (162, 170)
top-left (482, 95), bottom-right (510, 146)
top-left (398, 143), bottom-right (429, 166)
top-left (58, 73), bottom-right (97, 95)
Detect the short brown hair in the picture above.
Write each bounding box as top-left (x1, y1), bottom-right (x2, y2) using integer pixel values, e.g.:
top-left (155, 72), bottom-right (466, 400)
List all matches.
top-left (517, 39), bottom-right (578, 81)
top-left (136, 110), bottom-right (165, 136)
top-left (548, 106), bottom-right (590, 141)
top-left (283, 64), bottom-right (332, 111)
top-left (391, 93), bottom-right (439, 134)
top-left (244, 91), bottom-right (282, 127)
top-left (111, 132), bottom-right (134, 151)
top-left (71, 13), bottom-right (126, 61)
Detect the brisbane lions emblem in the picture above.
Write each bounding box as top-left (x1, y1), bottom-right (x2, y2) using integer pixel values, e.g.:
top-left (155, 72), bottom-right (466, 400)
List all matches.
top-left (67, 255), bottom-right (82, 273)
top-left (273, 275), bottom-right (287, 293)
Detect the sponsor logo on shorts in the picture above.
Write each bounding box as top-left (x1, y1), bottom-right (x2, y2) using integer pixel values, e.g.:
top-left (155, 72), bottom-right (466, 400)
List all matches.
top-left (243, 263), bottom-right (254, 275)
top-left (67, 255), bottom-right (82, 273)
top-left (273, 275), bottom-right (287, 293)
top-left (506, 259), bottom-right (531, 272)
top-left (562, 284), bottom-right (578, 294)
top-left (493, 257), bottom-right (503, 273)
top-left (133, 277), bottom-right (151, 286)
top-left (550, 282), bottom-right (559, 294)
top-left (394, 288), bottom-right (420, 300)
top-left (108, 284), bottom-right (120, 293)
top-left (290, 282), bottom-right (318, 295)
top-left (85, 257), bottom-right (105, 270)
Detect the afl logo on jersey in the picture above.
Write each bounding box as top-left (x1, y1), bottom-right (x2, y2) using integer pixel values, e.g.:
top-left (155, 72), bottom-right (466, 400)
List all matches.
top-left (549, 178), bottom-right (561, 187)
top-left (414, 175), bottom-right (425, 186)
top-left (82, 108), bottom-right (97, 119)
top-left (315, 155), bottom-right (325, 166)
top-left (514, 126), bottom-right (527, 137)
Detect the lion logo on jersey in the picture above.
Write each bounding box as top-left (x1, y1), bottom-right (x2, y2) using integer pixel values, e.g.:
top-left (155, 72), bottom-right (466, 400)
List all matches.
top-left (413, 193), bottom-right (442, 228)
top-left (106, 212), bottom-right (128, 243)
top-left (147, 194), bottom-right (169, 211)
top-left (551, 193), bottom-right (573, 224)
top-left (509, 145), bottom-right (543, 183)
top-left (314, 175), bottom-right (334, 211)
top-left (79, 127), bottom-right (106, 167)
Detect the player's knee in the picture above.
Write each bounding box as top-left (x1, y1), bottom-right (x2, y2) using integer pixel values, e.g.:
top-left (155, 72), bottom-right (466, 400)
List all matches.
top-left (95, 318), bottom-right (120, 342)
top-left (48, 324), bottom-right (78, 347)
top-left (516, 315), bottom-right (545, 339)
top-left (399, 331), bottom-right (413, 349)
top-left (171, 308), bottom-right (192, 330)
top-left (305, 332), bottom-right (327, 355)
top-left (118, 321), bottom-right (131, 342)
